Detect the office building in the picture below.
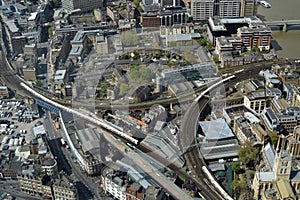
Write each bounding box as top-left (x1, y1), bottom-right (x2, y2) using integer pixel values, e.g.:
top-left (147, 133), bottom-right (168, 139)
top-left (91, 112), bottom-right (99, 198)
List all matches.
top-left (244, 91), bottom-right (267, 115)
top-left (62, 0), bottom-right (103, 13)
top-left (191, 0), bottom-right (214, 21)
top-left (218, 0), bottom-right (240, 18)
top-left (261, 107), bottom-right (300, 133)
top-left (141, 13), bottom-right (161, 27)
top-left (240, 0), bottom-right (257, 17)
top-left (191, 0), bottom-right (240, 21)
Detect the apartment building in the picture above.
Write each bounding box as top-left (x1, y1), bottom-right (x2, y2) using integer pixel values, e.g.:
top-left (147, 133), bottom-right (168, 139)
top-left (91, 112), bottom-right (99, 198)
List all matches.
top-left (237, 25), bottom-right (272, 51)
top-left (101, 161), bottom-right (166, 200)
top-left (244, 91), bottom-right (267, 114)
top-left (18, 173), bottom-right (53, 199)
top-left (52, 172), bottom-right (78, 200)
top-left (18, 170), bottom-right (78, 200)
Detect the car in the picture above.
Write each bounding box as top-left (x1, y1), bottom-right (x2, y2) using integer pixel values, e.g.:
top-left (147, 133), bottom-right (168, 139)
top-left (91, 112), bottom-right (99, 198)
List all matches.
top-left (259, 1), bottom-right (271, 8)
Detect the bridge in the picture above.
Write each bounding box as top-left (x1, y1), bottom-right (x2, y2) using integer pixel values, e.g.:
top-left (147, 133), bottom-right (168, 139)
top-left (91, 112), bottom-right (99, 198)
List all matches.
top-left (264, 19), bottom-right (300, 32)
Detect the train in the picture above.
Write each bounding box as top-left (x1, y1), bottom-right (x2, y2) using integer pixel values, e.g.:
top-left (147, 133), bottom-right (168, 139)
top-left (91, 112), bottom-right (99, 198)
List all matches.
top-left (202, 166), bottom-right (233, 200)
top-left (20, 82), bottom-right (139, 145)
top-left (194, 75), bottom-right (236, 102)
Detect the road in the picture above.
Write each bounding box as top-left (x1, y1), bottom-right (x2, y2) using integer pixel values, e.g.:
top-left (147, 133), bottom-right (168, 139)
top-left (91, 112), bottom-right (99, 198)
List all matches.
top-left (43, 111), bottom-right (99, 200)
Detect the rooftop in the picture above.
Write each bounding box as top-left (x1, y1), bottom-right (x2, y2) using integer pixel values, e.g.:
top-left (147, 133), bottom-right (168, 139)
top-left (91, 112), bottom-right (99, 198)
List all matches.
top-left (42, 158), bottom-right (56, 167)
top-left (166, 33), bottom-right (200, 42)
top-left (246, 91), bottom-right (266, 100)
top-left (200, 139), bottom-right (239, 160)
top-left (257, 172), bottom-right (275, 182)
top-left (199, 118), bottom-right (235, 140)
top-left (276, 179), bottom-right (295, 199)
top-left (77, 128), bottom-right (101, 154)
top-left (54, 69), bottom-right (67, 81)
top-left (264, 143), bottom-right (275, 170)
top-left (32, 125), bottom-right (46, 137)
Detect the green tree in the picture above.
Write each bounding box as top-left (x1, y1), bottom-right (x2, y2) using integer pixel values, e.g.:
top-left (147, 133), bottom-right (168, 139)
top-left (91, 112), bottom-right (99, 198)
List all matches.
top-left (35, 80), bottom-right (42, 87)
top-left (206, 43), bottom-right (213, 51)
top-left (132, 52), bottom-right (140, 60)
top-left (268, 131), bottom-right (279, 146)
top-left (195, 39), bottom-right (206, 46)
top-left (213, 56), bottom-right (219, 64)
top-left (238, 141), bottom-right (259, 167)
top-left (252, 46), bottom-right (260, 52)
top-left (129, 65), bottom-right (154, 84)
top-left (166, 52), bottom-right (171, 58)
top-left (231, 176), bottom-right (247, 196)
top-left (133, 0), bottom-right (143, 12)
top-left (232, 163), bottom-right (241, 174)
top-left (48, 26), bottom-right (53, 37)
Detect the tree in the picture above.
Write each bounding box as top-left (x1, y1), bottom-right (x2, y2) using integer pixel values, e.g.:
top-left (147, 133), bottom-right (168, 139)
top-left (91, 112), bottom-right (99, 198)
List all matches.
top-left (231, 176), bottom-right (247, 198)
top-left (35, 80), bottom-right (42, 87)
top-left (200, 39), bottom-right (207, 46)
top-left (238, 141), bottom-right (259, 167)
top-left (231, 177), bottom-right (247, 191)
top-left (213, 56), bottom-right (219, 64)
top-left (252, 46), bottom-right (260, 52)
top-left (48, 26), bottom-right (53, 37)
top-left (268, 131), bottom-right (279, 146)
top-left (165, 52), bottom-right (171, 58)
top-left (133, 0), bottom-right (143, 12)
top-left (206, 43), bottom-right (213, 51)
top-left (232, 163), bottom-right (241, 174)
